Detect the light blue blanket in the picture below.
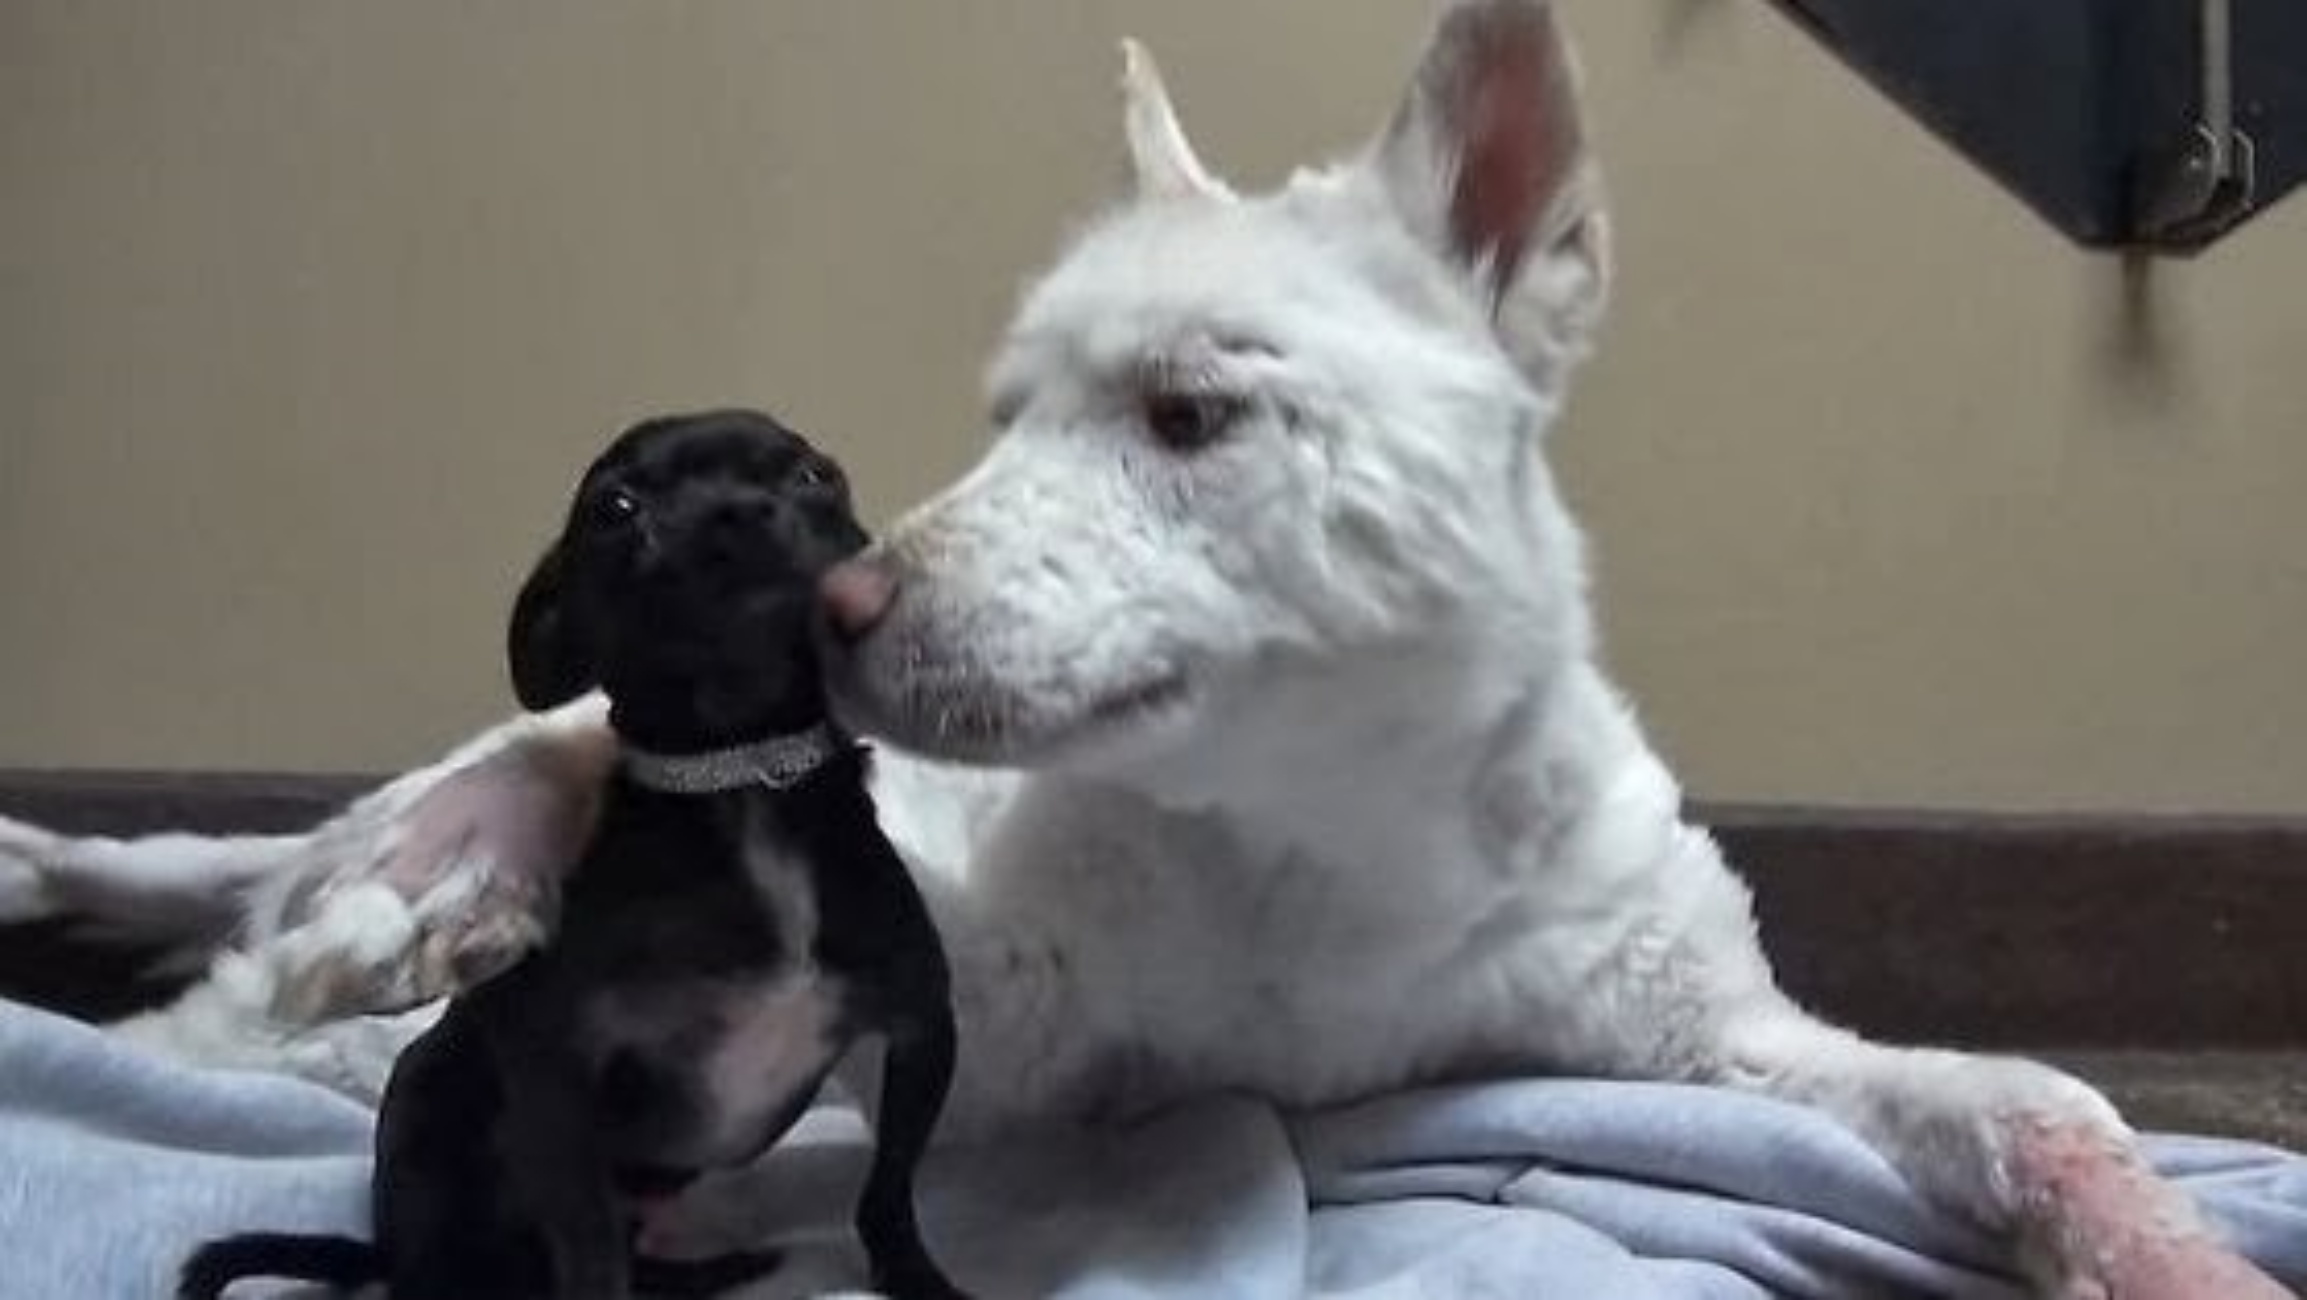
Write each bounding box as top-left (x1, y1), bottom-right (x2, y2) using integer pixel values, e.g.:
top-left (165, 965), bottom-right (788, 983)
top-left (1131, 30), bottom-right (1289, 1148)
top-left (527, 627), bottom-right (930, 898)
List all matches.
top-left (2, 999), bottom-right (2301, 1298)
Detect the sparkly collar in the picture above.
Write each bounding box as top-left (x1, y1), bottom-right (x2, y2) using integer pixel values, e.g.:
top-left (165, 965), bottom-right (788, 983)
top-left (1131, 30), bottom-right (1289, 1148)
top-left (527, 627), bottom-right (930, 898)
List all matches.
top-left (618, 723), bottom-right (845, 795)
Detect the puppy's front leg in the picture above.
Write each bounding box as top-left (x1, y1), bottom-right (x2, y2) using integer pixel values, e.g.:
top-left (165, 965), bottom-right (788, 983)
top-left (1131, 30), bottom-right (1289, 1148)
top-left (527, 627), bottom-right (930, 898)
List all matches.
top-left (484, 981), bottom-right (631, 1300)
top-left (498, 1060), bottom-right (630, 1300)
top-left (858, 1009), bottom-right (969, 1300)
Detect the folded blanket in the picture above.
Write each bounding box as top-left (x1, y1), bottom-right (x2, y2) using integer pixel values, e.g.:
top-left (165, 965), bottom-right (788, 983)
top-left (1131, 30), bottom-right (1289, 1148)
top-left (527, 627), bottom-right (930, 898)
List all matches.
top-left (2, 999), bottom-right (2301, 1299)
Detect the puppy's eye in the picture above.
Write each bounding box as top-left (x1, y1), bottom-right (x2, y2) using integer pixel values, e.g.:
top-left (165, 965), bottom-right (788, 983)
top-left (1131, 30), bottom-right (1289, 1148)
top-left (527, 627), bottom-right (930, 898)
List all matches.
top-left (588, 488), bottom-right (640, 528)
top-left (1141, 390), bottom-right (1244, 452)
top-left (792, 460), bottom-right (843, 493)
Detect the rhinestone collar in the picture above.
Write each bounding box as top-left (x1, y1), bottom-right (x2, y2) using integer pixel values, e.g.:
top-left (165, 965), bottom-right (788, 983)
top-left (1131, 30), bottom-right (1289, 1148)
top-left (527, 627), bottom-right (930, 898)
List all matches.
top-left (619, 723), bottom-right (844, 795)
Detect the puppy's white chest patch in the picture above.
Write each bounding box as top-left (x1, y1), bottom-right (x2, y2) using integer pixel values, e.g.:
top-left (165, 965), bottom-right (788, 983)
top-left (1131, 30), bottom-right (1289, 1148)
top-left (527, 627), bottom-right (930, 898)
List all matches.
top-left (688, 832), bottom-right (850, 1161)
top-left (692, 975), bottom-right (846, 1154)
top-left (739, 832), bottom-right (820, 961)
top-left (583, 828), bottom-right (854, 1168)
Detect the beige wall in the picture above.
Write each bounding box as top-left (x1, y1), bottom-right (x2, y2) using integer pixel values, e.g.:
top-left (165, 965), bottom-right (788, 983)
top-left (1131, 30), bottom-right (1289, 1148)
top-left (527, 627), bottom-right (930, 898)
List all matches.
top-left (2, 2), bottom-right (2302, 812)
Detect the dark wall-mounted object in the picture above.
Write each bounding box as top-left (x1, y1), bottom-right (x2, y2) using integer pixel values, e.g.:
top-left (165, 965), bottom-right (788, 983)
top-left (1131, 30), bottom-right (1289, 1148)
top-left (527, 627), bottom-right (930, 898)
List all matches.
top-left (1764, 0), bottom-right (2306, 253)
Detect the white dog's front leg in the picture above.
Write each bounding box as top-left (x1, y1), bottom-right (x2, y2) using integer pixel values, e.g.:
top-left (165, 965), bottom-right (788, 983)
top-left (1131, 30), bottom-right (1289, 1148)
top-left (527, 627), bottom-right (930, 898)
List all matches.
top-left (1693, 999), bottom-right (2290, 1299)
top-left (1544, 807), bottom-right (2289, 1297)
top-left (0, 816), bottom-right (63, 924)
top-left (0, 812), bottom-right (303, 945)
top-left (250, 695), bottom-right (616, 1022)
top-left (5, 698), bottom-right (614, 1032)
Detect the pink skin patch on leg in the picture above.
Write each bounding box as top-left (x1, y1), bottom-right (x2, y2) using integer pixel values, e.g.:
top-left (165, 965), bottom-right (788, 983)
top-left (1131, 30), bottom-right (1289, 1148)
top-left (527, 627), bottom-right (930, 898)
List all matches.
top-left (379, 729), bottom-right (614, 989)
top-left (253, 714), bottom-right (620, 1026)
top-left (2007, 1120), bottom-right (2292, 1299)
top-left (381, 727), bottom-right (611, 899)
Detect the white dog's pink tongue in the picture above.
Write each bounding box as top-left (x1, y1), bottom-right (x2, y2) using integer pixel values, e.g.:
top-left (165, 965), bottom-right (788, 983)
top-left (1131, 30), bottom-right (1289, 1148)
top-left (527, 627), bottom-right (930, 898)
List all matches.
top-left (2008, 1122), bottom-right (2294, 1299)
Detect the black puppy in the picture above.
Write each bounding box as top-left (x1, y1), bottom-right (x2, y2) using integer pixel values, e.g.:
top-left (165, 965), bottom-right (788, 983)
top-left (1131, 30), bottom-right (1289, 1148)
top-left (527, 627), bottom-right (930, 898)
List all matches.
top-left (180, 410), bottom-right (967, 1300)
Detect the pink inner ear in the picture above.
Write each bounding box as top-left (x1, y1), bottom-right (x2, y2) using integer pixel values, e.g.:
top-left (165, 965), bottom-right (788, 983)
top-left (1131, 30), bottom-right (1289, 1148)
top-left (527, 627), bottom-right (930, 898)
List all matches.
top-left (1447, 26), bottom-right (1580, 297)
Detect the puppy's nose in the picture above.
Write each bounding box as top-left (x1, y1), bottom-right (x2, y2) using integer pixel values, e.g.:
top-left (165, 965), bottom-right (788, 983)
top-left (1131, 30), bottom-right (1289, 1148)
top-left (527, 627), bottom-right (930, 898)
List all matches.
top-left (819, 559), bottom-right (897, 643)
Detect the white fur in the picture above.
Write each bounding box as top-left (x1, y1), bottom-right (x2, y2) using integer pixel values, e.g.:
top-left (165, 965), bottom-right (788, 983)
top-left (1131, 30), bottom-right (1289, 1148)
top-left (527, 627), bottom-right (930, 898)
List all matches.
top-left (0, 814), bottom-right (293, 944)
top-left (11, 5), bottom-right (2281, 1294)
top-left (110, 884), bottom-right (443, 1106)
top-left (0, 817), bottom-right (56, 923)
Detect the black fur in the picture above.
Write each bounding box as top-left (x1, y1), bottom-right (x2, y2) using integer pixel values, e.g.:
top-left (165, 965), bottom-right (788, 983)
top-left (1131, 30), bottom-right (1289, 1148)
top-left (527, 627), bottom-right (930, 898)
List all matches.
top-left (179, 409), bottom-right (967, 1299)
top-left (180, 1234), bottom-right (380, 1295)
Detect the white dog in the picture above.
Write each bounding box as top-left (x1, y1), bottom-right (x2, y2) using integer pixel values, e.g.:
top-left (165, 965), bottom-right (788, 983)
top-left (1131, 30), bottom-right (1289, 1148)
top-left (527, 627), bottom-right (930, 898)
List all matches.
top-left (0, 5), bottom-right (2284, 1295)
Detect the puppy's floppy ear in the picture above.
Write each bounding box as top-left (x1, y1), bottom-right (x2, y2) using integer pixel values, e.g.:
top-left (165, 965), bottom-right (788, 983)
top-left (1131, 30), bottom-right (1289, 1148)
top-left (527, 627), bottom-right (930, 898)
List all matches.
top-left (507, 542), bottom-right (596, 711)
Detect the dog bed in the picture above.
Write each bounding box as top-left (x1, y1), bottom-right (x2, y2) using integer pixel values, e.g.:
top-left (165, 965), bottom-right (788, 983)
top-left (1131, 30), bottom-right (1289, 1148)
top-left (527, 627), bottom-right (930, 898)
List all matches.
top-left (2, 998), bottom-right (2301, 1298)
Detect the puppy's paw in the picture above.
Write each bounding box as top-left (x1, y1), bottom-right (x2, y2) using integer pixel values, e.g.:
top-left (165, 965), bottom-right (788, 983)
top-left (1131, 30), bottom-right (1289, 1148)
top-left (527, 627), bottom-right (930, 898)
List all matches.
top-left (0, 816), bottom-right (58, 923)
top-left (871, 1265), bottom-right (972, 1300)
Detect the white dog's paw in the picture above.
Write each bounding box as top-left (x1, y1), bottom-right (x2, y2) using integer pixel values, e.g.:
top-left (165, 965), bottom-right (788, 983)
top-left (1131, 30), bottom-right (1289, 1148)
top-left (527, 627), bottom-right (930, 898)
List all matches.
top-left (405, 847), bottom-right (554, 996)
top-left (270, 1004), bottom-right (443, 1106)
top-left (249, 727), bottom-right (600, 1024)
top-left (111, 941), bottom-right (436, 1102)
top-left (0, 816), bottom-right (58, 923)
top-left (262, 866), bottom-right (552, 1024)
top-left (263, 882), bottom-right (427, 1022)
top-left (1857, 1052), bottom-right (2288, 1299)
top-left (1848, 1049), bottom-right (2124, 1225)
top-left (2007, 1119), bottom-right (2294, 1300)
top-left (264, 862), bottom-right (557, 1026)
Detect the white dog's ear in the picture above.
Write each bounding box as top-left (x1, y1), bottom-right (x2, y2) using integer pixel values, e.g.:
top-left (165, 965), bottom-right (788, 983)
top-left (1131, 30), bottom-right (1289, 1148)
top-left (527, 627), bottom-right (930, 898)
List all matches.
top-left (1372, 0), bottom-right (1610, 378)
top-left (1121, 39), bottom-right (1233, 202)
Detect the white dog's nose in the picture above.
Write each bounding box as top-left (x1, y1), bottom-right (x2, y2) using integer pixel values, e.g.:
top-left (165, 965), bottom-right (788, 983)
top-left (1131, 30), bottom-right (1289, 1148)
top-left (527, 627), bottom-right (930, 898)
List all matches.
top-left (819, 560), bottom-right (897, 642)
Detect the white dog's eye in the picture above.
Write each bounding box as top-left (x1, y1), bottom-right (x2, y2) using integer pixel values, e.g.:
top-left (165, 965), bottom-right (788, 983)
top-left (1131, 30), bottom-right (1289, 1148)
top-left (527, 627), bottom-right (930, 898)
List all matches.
top-left (1142, 390), bottom-right (1244, 452)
